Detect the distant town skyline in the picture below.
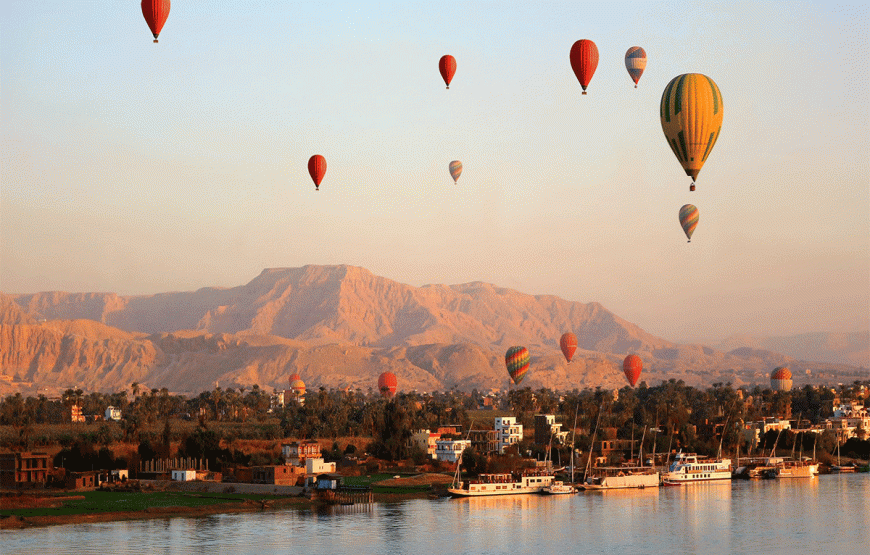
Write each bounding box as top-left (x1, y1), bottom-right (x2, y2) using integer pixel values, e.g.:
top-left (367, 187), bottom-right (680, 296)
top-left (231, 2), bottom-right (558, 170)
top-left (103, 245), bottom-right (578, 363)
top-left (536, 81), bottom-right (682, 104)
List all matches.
top-left (2, 1), bottom-right (868, 344)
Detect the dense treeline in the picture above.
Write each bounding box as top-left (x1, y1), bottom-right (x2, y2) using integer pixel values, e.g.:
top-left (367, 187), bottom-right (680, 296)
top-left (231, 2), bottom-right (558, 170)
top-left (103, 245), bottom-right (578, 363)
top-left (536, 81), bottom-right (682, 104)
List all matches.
top-left (2, 380), bottom-right (867, 469)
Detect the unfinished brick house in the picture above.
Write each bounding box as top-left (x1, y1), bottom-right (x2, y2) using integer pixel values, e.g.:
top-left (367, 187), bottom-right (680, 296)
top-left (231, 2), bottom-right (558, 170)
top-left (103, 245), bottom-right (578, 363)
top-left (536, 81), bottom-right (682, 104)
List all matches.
top-left (0, 452), bottom-right (51, 489)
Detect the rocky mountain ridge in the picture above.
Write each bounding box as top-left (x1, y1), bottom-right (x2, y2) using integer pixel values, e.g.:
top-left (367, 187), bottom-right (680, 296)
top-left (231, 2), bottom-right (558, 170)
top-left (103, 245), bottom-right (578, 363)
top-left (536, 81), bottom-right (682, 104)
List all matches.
top-left (1, 265), bottom-right (865, 396)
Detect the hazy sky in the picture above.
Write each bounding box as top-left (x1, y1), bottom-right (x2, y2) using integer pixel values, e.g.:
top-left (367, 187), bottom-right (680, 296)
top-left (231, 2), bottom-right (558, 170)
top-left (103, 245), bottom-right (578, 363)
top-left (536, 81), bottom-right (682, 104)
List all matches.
top-left (2, 1), bottom-right (868, 345)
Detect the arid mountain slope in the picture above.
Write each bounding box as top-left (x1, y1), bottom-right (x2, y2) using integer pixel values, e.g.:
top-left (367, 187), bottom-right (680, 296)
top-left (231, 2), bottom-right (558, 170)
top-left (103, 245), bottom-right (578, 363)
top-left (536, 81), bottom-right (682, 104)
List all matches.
top-left (1, 266), bottom-right (865, 396)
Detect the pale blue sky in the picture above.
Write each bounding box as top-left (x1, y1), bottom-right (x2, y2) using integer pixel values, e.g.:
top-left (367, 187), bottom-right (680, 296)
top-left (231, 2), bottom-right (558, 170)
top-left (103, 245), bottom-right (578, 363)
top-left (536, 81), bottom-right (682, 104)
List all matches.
top-left (2, 1), bottom-right (868, 344)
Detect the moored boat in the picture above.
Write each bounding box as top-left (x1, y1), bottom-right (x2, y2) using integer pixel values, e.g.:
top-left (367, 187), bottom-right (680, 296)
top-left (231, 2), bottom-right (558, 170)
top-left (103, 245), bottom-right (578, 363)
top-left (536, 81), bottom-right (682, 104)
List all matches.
top-left (540, 480), bottom-right (576, 495)
top-left (661, 452), bottom-right (731, 485)
top-left (773, 458), bottom-right (819, 478)
top-left (580, 466), bottom-right (660, 490)
top-left (448, 470), bottom-right (555, 497)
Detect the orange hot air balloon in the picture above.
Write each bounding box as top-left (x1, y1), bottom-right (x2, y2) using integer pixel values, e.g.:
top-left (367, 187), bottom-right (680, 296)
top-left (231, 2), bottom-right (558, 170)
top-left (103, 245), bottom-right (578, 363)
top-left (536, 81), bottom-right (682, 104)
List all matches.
top-left (308, 155), bottom-right (326, 191)
top-left (378, 372), bottom-right (398, 398)
top-left (623, 354), bottom-right (643, 387)
top-left (569, 40), bottom-right (599, 95)
top-left (141, 0), bottom-right (170, 43)
top-left (560, 332), bottom-right (578, 363)
top-left (439, 55), bottom-right (456, 89)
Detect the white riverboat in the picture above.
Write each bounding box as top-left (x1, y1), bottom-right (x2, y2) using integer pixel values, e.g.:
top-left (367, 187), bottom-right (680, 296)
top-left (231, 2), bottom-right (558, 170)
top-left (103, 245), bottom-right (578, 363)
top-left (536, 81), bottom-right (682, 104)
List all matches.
top-left (448, 471), bottom-right (555, 497)
top-left (540, 480), bottom-right (576, 495)
top-left (580, 466), bottom-right (660, 490)
top-left (662, 452), bottom-right (731, 485)
top-left (770, 458), bottom-right (819, 478)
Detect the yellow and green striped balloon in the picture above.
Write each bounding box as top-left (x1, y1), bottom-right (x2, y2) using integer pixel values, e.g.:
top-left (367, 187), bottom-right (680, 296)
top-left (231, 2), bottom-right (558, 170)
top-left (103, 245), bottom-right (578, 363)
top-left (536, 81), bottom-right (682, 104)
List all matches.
top-left (679, 204), bottom-right (699, 242)
top-left (660, 74), bottom-right (723, 190)
top-left (505, 346), bottom-right (530, 385)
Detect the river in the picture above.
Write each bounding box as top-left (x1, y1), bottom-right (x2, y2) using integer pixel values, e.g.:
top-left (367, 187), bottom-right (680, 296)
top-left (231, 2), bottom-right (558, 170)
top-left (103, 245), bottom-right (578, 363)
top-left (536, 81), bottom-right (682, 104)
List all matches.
top-left (3, 474), bottom-right (867, 554)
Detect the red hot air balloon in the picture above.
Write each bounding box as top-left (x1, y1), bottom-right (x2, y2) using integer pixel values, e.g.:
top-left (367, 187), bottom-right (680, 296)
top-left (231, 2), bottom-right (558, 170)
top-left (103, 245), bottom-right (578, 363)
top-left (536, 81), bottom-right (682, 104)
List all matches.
top-left (569, 40), bottom-right (599, 95)
top-left (560, 332), bottom-right (578, 363)
top-left (288, 374), bottom-right (301, 388)
top-left (141, 0), bottom-right (170, 43)
top-left (439, 55), bottom-right (456, 89)
top-left (308, 155), bottom-right (326, 191)
top-left (623, 354), bottom-right (643, 387)
top-left (378, 372), bottom-right (398, 398)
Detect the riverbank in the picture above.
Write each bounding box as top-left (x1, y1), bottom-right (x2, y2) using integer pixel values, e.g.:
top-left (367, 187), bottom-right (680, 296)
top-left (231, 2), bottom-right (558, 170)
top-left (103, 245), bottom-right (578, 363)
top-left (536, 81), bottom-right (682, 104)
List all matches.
top-left (0, 474), bottom-right (452, 529)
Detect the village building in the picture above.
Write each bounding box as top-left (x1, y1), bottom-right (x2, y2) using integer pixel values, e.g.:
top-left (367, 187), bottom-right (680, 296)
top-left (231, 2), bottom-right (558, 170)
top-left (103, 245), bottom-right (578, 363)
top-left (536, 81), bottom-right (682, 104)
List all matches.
top-left (824, 402), bottom-right (869, 441)
top-left (0, 452), bottom-right (51, 489)
top-left (66, 470), bottom-right (100, 490)
top-left (305, 457), bottom-right (336, 475)
top-left (494, 416), bottom-right (523, 454)
top-left (282, 440), bottom-right (322, 466)
top-left (104, 406), bottom-right (122, 421)
top-left (534, 414), bottom-right (569, 446)
top-left (252, 464), bottom-right (303, 486)
top-left (172, 469), bottom-right (197, 482)
top-left (434, 438), bottom-right (470, 463)
top-left (410, 429), bottom-right (441, 459)
top-left (467, 429), bottom-right (499, 456)
top-left (69, 404), bottom-right (85, 423)
top-left (437, 425), bottom-right (463, 437)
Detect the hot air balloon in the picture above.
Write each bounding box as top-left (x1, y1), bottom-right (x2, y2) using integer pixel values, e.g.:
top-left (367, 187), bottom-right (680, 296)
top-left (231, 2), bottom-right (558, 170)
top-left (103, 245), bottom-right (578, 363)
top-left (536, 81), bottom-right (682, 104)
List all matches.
top-left (141, 0), bottom-right (170, 43)
top-left (623, 354), bottom-right (643, 387)
top-left (624, 46), bottom-right (647, 88)
top-left (560, 332), bottom-right (578, 363)
top-left (679, 204), bottom-right (699, 242)
top-left (288, 374), bottom-right (302, 388)
top-left (449, 161), bottom-right (463, 184)
top-left (660, 74), bottom-right (724, 191)
top-left (505, 346), bottom-right (530, 385)
top-left (308, 155), bottom-right (326, 191)
top-left (290, 378), bottom-right (306, 397)
top-left (770, 367), bottom-right (793, 391)
top-left (439, 55), bottom-right (456, 89)
top-left (569, 40), bottom-right (599, 95)
top-left (378, 372), bottom-right (398, 398)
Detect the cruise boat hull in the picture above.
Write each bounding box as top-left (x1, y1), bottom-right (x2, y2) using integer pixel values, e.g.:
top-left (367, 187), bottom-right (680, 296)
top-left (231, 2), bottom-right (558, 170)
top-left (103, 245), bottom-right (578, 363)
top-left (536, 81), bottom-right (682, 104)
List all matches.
top-left (581, 469), bottom-right (660, 490)
top-left (448, 473), bottom-right (555, 497)
top-left (661, 452), bottom-right (731, 485)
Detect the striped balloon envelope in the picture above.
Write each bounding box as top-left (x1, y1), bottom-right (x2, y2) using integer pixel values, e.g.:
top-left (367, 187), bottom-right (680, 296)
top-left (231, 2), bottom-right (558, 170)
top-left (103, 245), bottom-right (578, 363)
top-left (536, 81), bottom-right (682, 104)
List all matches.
top-left (679, 204), bottom-right (699, 242)
top-left (505, 346), bottom-right (530, 385)
top-left (449, 161), bottom-right (463, 183)
top-left (660, 74), bottom-right (723, 191)
top-left (624, 46), bottom-right (647, 87)
top-left (770, 367), bottom-right (793, 391)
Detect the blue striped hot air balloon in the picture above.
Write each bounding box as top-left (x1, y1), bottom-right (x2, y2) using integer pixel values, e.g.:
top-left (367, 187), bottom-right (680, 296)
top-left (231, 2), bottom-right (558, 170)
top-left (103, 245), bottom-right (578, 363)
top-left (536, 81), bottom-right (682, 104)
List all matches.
top-left (624, 46), bottom-right (647, 87)
top-left (679, 204), bottom-right (699, 242)
top-left (449, 161), bottom-right (463, 184)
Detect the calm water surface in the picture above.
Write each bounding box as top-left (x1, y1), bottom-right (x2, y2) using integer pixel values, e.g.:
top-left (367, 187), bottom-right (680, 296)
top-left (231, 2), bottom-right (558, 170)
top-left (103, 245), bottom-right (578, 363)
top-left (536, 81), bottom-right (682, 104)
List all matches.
top-left (3, 474), bottom-right (867, 554)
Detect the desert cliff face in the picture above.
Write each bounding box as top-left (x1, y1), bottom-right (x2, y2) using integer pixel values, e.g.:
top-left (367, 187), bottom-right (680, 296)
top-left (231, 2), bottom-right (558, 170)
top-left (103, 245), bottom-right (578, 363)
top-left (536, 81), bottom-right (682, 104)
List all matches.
top-left (1, 266), bottom-right (865, 396)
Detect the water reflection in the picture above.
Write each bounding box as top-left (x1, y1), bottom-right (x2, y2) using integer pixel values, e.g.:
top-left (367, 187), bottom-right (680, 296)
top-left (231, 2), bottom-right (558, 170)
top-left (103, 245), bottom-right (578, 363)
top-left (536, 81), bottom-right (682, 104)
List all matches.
top-left (2, 476), bottom-right (868, 554)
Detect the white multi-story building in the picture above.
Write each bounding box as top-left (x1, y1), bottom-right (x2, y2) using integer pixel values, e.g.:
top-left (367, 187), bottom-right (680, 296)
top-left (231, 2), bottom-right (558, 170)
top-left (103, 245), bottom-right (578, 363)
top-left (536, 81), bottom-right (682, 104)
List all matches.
top-left (435, 439), bottom-right (470, 463)
top-left (826, 403), bottom-right (869, 441)
top-left (104, 406), bottom-right (122, 421)
top-left (494, 416), bottom-right (523, 454)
